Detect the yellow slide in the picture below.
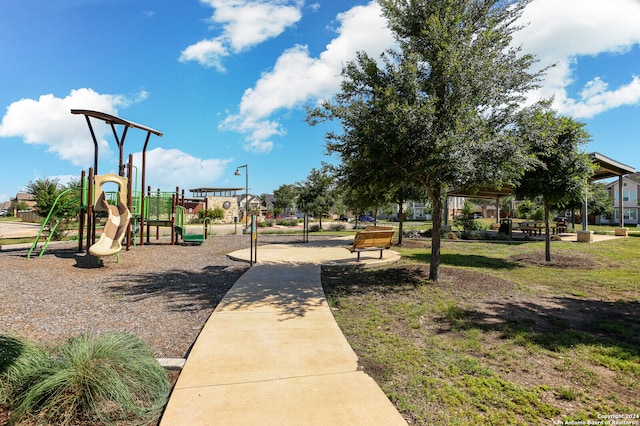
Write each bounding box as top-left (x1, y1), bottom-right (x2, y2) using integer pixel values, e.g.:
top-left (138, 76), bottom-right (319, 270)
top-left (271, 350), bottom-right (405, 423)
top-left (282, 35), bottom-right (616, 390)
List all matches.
top-left (89, 174), bottom-right (131, 259)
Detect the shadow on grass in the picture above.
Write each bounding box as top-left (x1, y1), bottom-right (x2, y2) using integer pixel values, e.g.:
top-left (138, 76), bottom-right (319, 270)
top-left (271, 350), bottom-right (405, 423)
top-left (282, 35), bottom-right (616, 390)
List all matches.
top-left (436, 296), bottom-right (640, 361)
top-left (323, 264), bottom-right (639, 365)
top-left (402, 252), bottom-right (520, 270)
top-left (322, 265), bottom-right (429, 299)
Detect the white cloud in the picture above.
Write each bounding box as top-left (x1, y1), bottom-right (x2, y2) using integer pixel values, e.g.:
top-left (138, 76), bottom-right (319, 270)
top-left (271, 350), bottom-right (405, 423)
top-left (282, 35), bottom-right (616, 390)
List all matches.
top-left (179, 38), bottom-right (229, 71)
top-left (132, 147), bottom-right (233, 191)
top-left (49, 174), bottom-right (78, 187)
top-left (180, 0), bottom-right (303, 71)
top-left (221, 1), bottom-right (396, 152)
top-left (0, 88), bottom-right (148, 166)
top-left (564, 75), bottom-right (640, 118)
top-left (0, 89), bottom-right (234, 192)
top-left (514, 0), bottom-right (640, 117)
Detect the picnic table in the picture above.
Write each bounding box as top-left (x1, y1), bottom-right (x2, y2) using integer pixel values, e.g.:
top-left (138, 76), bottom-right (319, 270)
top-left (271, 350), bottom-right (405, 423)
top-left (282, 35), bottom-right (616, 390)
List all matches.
top-left (517, 221), bottom-right (567, 236)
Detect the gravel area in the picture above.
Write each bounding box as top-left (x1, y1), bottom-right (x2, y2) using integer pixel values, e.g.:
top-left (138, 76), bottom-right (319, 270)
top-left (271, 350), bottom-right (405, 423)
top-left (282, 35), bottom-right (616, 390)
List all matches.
top-left (0, 234), bottom-right (307, 358)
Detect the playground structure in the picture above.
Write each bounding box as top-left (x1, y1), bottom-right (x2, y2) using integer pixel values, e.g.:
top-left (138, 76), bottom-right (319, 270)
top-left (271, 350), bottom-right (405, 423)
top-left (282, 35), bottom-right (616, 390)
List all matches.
top-left (87, 174), bottom-right (131, 261)
top-left (29, 110), bottom-right (210, 260)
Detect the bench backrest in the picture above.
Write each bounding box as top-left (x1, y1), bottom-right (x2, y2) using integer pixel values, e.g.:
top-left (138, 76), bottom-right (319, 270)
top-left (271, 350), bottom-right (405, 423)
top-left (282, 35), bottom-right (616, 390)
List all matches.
top-left (364, 226), bottom-right (394, 231)
top-left (353, 230), bottom-right (395, 249)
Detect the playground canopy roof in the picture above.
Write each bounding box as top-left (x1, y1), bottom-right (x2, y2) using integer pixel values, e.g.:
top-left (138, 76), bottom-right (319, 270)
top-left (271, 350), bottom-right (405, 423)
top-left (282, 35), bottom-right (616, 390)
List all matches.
top-left (71, 109), bottom-right (163, 137)
top-left (589, 152), bottom-right (636, 180)
top-left (447, 186), bottom-right (514, 200)
top-left (447, 152), bottom-right (636, 199)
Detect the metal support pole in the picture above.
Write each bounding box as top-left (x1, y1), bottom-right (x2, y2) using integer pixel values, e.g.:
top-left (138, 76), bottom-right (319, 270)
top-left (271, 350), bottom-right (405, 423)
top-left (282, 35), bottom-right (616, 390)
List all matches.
top-left (234, 164), bottom-right (248, 229)
top-left (582, 183), bottom-right (588, 231)
top-left (619, 174), bottom-right (625, 229)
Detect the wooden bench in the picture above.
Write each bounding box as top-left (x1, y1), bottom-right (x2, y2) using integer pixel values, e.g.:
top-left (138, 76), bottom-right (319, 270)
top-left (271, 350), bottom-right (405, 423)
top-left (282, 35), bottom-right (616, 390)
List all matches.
top-left (364, 225), bottom-right (394, 231)
top-left (347, 230), bottom-right (395, 261)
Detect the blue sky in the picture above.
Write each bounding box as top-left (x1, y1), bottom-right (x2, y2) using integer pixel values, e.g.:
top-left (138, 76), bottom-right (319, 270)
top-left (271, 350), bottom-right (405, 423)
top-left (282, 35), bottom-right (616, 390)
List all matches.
top-left (1, 0), bottom-right (640, 203)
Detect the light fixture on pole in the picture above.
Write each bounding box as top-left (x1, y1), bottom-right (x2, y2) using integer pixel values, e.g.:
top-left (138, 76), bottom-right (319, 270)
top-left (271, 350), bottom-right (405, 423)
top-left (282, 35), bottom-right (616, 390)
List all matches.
top-left (234, 164), bottom-right (248, 229)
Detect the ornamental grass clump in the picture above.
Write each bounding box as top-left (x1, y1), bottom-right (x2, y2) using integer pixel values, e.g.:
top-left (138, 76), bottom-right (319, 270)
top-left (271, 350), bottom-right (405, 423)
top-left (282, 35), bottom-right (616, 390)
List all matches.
top-left (0, 332), bottom-right (170, 426)
top-left (0, 335), bottom-right (50, 406)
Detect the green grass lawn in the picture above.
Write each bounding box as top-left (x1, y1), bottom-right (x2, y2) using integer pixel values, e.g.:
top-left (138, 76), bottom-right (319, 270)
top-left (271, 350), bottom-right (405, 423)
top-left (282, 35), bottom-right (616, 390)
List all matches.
top-left (322, 236), bottom-right (640, 425)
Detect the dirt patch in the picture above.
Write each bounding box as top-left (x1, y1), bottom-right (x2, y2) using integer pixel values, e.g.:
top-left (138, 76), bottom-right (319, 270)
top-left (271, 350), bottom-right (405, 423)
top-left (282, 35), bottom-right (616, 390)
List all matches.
top-left (510, 250), bottom-right (600, 269)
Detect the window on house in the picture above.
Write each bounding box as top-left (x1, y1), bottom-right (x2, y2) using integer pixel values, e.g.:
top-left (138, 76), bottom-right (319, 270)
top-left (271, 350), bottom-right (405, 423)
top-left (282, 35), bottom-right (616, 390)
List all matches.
top-left (613, 190), bottom-right (637, 202)
top-left (614, 208), bottom-right (638, 221)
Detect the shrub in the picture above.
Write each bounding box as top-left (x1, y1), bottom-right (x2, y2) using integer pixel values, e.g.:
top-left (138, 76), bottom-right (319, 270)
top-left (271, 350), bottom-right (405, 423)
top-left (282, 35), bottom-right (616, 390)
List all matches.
top-left (276, 219), bottom-right (298, 227)
top-left (454, 214), bottom-right (484, 233)
top-left (462, 230), bottom-right (484, 240)
top-left (1, 332), bottom-right (170, 426)
top-left (309, 224), bottom-right (322, 232)
top-left (495, 232), bottom-right (511, 241)
top-left (198, 208), bottom-right (225, 221)
top-left (328, 223), bottom-right (346, 231)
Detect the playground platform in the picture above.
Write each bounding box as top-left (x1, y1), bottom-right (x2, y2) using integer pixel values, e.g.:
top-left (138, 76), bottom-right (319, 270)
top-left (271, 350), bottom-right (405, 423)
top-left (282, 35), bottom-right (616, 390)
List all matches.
top-left (159, 236), bottom-right (407, 425)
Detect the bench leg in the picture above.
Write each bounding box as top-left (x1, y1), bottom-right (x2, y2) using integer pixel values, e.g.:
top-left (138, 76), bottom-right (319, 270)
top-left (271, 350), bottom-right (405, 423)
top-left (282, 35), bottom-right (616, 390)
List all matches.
top-left (379, 250), bottom-right (383, 259)
top-left (357, 252), bottom-right (361, 261)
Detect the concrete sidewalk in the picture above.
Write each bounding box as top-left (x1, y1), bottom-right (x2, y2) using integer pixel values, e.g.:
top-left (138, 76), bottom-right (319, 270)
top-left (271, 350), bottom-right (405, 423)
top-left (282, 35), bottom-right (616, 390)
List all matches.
top-left (160, 237), bottom-right (406, 425)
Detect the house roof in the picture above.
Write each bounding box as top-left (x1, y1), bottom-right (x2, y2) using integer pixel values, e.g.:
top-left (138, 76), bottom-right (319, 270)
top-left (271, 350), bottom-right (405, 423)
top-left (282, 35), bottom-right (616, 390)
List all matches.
top-left (12, 193), bottom-right (35, 201)
top-left (605, 172), bottom-right (640, 189)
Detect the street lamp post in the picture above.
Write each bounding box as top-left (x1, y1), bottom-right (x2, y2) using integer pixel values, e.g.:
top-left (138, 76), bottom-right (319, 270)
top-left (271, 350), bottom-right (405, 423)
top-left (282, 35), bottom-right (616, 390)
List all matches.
top-left (234, 164), bottom-right (248, 229)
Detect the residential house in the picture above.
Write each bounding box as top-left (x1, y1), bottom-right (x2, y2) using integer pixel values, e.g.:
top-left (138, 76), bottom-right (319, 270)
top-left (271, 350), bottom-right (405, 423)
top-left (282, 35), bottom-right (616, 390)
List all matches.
top-left (602, 173), bottom-right (640, 225)
top-left (10, 193), bottom-right (36, 211)
top-left (262, 194), bottom-right (276, 217)
top-left (236, 194), bottom-right (263, 223)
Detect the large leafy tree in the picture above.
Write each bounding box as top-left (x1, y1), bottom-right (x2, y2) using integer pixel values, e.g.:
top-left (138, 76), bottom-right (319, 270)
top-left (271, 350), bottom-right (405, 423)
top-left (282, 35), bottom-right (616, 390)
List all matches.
top-left (562, 182), bottom-right (613, 222)
top-left (585, 183), bottom-right (614, 218)
top-left (309, 0), bottom-right (542, 280)
top-left (390, 182), bottom-right (429, 244)
top-left (296, 167), bottom-right (336, 229)
top-left (25, 178), bottom-right (81, 239)
top-left (25, 178), bottom-right (61, 218)
top-left (514, 107), bottom-right (594, 261)
top-left (273, 184), bottom-right (299, 217)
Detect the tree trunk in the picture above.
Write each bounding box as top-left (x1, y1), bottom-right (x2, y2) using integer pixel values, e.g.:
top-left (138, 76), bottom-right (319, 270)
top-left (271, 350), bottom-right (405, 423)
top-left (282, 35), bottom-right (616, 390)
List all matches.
top-left (544, 198), bottom-right (551, 262)
top-left (398, 202), bottom-right (404, 245)
top-left (429, 187), bottom-right (443, 281)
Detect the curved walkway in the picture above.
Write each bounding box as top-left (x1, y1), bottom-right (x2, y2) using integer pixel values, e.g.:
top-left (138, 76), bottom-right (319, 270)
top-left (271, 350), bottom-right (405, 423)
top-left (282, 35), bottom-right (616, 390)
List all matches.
top-left (160, 237), bottom-right (406, 425)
